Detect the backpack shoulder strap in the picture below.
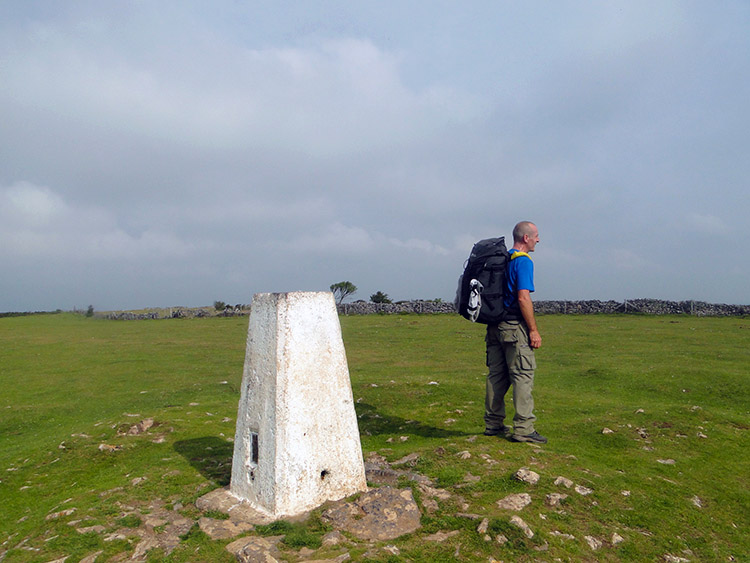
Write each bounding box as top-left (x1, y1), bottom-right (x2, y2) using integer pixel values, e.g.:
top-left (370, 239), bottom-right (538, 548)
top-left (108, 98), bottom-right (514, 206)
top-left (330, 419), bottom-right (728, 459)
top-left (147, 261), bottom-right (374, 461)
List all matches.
top-left (509, 251), bottom-right (530, 260)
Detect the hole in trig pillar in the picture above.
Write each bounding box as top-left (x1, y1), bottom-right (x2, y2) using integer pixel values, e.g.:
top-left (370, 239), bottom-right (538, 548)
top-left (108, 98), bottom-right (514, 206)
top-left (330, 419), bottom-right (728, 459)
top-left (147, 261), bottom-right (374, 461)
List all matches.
top-left (251, 432), bottom-right (259, 465)
top-left (247, 431), bottom-right (259, 481)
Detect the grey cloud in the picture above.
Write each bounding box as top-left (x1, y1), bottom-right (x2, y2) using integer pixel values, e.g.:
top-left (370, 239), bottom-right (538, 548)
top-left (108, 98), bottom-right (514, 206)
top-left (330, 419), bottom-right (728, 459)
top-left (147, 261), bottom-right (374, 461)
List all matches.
top-left (1, 2), bottom-right (748, 310)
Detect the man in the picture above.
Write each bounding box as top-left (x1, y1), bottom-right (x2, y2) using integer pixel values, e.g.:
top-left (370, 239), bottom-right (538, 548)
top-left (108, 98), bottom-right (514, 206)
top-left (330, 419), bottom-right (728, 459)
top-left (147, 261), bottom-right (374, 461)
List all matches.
top-left (483, 221), bottom-right (547, 444)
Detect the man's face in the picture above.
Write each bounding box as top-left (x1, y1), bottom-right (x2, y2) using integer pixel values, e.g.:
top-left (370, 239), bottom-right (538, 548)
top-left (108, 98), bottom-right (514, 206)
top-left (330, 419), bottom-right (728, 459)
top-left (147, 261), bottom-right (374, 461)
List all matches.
top-left (526, 225), bottom-right (540, 252)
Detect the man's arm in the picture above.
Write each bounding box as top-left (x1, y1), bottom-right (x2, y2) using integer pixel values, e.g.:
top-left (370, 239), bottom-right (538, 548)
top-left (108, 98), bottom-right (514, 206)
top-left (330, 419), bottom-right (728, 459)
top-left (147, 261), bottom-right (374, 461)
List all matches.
top-left (517, 289), bottom-right (541, 349)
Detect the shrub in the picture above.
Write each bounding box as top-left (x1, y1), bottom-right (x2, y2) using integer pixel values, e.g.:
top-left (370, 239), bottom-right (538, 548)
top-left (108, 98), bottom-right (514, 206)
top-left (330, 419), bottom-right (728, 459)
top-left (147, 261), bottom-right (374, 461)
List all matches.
top-left (370, 291), bottom-right (392, 304)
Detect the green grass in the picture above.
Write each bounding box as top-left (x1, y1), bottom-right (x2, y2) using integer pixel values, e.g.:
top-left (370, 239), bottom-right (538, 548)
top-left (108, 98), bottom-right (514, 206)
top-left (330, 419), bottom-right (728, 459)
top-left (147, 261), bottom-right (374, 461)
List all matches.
top-left (1, 312), bottom-right (749, 562)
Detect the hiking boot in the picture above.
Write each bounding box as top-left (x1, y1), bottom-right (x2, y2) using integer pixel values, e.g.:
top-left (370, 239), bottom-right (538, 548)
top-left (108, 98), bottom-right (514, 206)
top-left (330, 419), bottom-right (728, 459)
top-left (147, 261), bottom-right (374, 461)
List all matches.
top-left (484, 425), bottom-right (513, 437)
top-left (511, 431), bottom-right (548, 444)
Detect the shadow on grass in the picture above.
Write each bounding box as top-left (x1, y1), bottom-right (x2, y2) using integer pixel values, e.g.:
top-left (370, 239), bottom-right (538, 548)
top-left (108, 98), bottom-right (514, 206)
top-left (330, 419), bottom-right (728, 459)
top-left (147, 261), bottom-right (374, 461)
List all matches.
top-left (173, 437), bottom-right (233, 486)
top-left (355, 402), bottom-right (469, 438)
top-left (173, 406), bottom-right (466, 486)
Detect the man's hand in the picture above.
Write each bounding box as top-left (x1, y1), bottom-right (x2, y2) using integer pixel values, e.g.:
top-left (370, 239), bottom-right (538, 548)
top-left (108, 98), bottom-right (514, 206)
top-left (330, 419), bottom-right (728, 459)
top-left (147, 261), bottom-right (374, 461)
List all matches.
top-left (529, 329), bottom-right (542, 349)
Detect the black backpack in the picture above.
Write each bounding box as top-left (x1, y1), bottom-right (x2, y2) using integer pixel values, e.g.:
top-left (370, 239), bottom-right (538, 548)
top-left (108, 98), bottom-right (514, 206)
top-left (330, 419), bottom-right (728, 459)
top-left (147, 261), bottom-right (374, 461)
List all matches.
top-left (454, 237), bottom-right (510, 324)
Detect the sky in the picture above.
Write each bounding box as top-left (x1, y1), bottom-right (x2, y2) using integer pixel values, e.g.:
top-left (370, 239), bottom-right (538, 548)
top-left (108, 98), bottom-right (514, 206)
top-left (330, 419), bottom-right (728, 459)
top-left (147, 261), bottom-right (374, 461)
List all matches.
top-left (1, 1), bottom-right (749, 312)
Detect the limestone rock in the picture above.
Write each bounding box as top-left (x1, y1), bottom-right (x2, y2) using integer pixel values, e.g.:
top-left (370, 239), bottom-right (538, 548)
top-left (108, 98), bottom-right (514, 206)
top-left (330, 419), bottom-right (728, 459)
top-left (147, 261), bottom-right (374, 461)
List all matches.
top-left (479, 453), bottom-right (498, 465)
top-left (496, 493), bottom-right (531, 511)
top-left (463, 472), bottom-right (481, 484)
top-left (299, 552), bottom-right (352, 563)
top-left (424, 530), bottom-right (460, 542)
top-left (132, 535), bottom-right (162, 561)
top-left (103, 499), bottom-right (195, 560)
top-left (126, 418), bottom-right (155, 435)
top-left (321, 530), bottom-right (346, 547)
top-left (75, 525), bottom-right (105, 534)
top-left (198, 516), bottom-right (254, 540)
top-left (143, 515), bottom-right (167, 529)
top-left (455, 512), bottom-right (482, 520)
top-left (550, 530), bottom-right (575, 540)
top-left (316, 550), bottom-right (354, 562)
top-left (612, 532), bottom-right (625, 545)
top-left (545, 493), bottom-right (568, 507)
top-left (196, 488), bottom-right (274, 525)
top-left (513, 467), bottom-right (540, 485)
top-left (46, 508), bottom-right (76, 521)
top-left (421, 497), bottom-right (439, 513)
top-left (364, 463), bottom-right (400, 485)
top-left (227, 535), bottom-right (284, 563)
top-left (584, 535), bottom-right (602, 550)
top-left (419, 483), bottom-right (451, 501)
top-left (320, 487), bottom-right (421, 541)
top-left (574, 485), bottom-right (593, 496)
top-left (79, 551), bottom-right (103, 563)
top-left (554, 476), bottom-right (574, 488)
top-left (509, 515), bottom-right (533, 538)
top-left (391, 453), bottom-right (420, 467)
top-left (296, 547), bottom-right (315, 559)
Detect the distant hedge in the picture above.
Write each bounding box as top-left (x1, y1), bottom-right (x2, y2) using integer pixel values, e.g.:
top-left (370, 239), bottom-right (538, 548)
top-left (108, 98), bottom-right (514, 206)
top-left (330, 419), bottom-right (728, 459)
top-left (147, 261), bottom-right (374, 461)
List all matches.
top-left (0, 310), bottom-right (62, 318)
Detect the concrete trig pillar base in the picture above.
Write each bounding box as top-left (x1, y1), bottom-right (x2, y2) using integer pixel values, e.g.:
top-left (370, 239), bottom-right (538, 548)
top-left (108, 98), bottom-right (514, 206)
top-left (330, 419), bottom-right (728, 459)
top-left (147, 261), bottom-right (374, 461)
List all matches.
top-left (230, 291), bottom-right (367, 519)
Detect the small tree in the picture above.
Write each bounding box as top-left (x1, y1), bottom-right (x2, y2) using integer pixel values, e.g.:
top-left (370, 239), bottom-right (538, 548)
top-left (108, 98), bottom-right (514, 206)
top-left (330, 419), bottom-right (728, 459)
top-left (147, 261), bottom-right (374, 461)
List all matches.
top-left (370, 291), bottom-right (392, 304)
top-left (214, 301), bottom-right (226, 311)
top-left (86, 305), bottom-right (94, 317)
top-left (330, 281), bottom-right (357, 305)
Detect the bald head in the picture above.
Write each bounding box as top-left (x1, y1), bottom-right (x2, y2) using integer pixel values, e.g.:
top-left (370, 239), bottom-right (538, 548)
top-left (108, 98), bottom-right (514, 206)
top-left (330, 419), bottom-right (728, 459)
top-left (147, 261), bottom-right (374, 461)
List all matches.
top-left (513, 221), bottom-right (536, 243)
top-left (512, 221), bottom-right (540, 252)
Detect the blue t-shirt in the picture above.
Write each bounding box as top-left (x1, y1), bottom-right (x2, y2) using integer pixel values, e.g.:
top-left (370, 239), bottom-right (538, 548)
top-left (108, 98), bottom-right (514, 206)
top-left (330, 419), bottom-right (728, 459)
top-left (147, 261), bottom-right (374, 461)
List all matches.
top-left (504, 249), bottom-right (534, 312)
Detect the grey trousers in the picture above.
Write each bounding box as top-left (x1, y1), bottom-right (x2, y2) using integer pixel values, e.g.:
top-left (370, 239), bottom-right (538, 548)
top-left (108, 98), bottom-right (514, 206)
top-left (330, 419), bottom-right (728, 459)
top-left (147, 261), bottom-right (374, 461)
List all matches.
top-left (484, 320), bottom-right (537, 436)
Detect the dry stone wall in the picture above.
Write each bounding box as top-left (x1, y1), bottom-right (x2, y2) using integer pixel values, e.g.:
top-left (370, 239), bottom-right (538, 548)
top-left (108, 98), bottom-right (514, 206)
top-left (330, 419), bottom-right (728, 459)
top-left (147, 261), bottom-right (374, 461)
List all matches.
top-left (338, 298), bottom-right (749, 317)
top-left (101, 299), bottom-right (749, 320)
top-left (535, 298), bottom-right (750, 316)
top-left (339, 301), bottom-right (456, 315)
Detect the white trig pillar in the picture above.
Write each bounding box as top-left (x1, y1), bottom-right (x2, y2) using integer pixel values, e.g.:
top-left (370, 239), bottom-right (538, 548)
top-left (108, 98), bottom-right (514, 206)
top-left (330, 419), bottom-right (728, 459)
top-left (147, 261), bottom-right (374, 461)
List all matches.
top-left (230, 291), bottom-right (367, 519)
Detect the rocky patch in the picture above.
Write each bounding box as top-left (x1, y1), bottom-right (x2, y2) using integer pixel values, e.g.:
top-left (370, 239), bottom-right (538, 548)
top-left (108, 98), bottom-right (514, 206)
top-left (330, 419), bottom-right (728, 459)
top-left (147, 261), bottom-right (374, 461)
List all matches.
top-left (40, 448), bottom-right (645, 562)
top-left (496, 493), bottom-right (532, 511)
top-left (513, 467), bottom-right (540, 485)
top-left (226, 534), bottom-right (284, 563)
top-left (198, 516), bottom-right (254, 540)
top-left (320, 487), bottom-right (422, 541)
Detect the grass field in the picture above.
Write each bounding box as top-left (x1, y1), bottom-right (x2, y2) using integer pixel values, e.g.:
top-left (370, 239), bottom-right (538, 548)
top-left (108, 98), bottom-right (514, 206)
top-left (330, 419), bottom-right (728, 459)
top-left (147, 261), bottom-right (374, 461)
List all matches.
top-left (1, 312), bottom-right (748, 562)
